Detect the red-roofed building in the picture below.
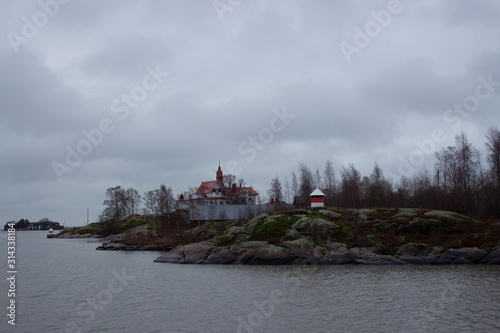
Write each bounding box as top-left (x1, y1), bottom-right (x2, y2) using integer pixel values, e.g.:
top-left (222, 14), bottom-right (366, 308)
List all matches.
top-left (176, 164), bottom-right (259, 209)
top-left (265, 198), bottom-right (287, 205)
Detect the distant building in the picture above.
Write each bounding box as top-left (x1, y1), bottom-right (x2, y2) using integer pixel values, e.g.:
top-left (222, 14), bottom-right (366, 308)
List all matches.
top-left (189, 204), bottom-right (293, 225)
top-left (265, 198), bottom-right (287, 205)
top-left (176, 164), bottom-right (259, 211)
top-left (293, 195), bottom-right (311, 208)
top-left (310, 188), bottom-right (325, 207)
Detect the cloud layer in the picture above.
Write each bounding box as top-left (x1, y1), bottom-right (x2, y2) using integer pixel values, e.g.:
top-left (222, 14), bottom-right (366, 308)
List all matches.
top-left (1, 0), bottom-right (499, 225)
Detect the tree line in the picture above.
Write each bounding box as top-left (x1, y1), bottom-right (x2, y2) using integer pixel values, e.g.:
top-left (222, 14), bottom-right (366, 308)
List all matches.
top-left (98, 128), bottom-right (499, 221)
top-left (99, 184), bottom-right (175, 221)
top-left (3, 218), bottom-right (63, 231)
top-left (267, 128), bottom-right (500, 219)
top-left (99, 176), bottom-right (252, 221)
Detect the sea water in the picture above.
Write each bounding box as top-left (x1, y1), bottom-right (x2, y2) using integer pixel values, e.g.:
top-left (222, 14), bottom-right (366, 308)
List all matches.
top-left (1, 231), bottom-right (499, 333)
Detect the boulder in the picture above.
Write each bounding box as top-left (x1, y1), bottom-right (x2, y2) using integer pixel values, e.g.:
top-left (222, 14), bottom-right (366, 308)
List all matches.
top-left (239, 241), bottom-right (268, 248)
top-left (205, 248), bottom-right (230, 264)
top-left (139, 245), bottom-right (172, 251)
top-left (325, 241), bottom-right (348, 251)
top-left (348, 248), bottom-right (404, 265)
top-left (395, 243), bottom-right (429, 257)
top-left (394, 208), bottom-right (419, 219)
top-left (326, 247), bottom-right (403, 265)
top-left (351, 209), bottom-right (375, 225)
top-left (154, 246), bottom-right (186, 263)
top-left (292, 217), bottom-right (338, 235)
top-left (105, 234), bottom-right (123, 242)
top-left (434, 247), bottom-right (488, 265)
top-left (479, 245), bottom-right (500, 264)
top-left (318, 209), bottom-right (342, 220)
top-left (313, 246), bottom-right (326, 259)
top-left (397, 246), bottom-right (445, 265)
top-left (373, 220), bottom-right (399, 232)
top-left (183, 242), bottom-right (215, 264)
top-left (283, 228), bottom-right (302, 240)
top-left (282, 238), bottom-right (315, 251)
top-left (454, 247), bottom-right (488, 264)
top-left (287, 251), bottom-right (317, 265)
top-left (424, 210), bottom-right (469, 224)
top-left (96, 243), bottom-right (129, 251)
top-left (244, 245), bottom-right (296, 265)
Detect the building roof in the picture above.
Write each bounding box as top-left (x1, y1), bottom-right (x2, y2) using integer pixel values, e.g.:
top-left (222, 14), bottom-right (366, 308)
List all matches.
top-left (188, 164), bottom-right (260, 199)
top-left (310, 188), bottom-right (325, 196)
top-left (196, 181), bottom-right (220, 195)
top-left (227, 186), bottom-right (259, 196)
top-left (195, 180), bottom-right (258, 197)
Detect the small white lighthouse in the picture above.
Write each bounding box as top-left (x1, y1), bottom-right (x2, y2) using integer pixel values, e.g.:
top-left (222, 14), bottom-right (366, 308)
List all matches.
top-left (310, 188), bottom-right (325, 207)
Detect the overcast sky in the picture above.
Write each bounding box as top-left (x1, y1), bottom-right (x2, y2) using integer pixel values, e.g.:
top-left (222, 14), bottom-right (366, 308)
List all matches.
top-left (1, 0), bottom-right (499, 226)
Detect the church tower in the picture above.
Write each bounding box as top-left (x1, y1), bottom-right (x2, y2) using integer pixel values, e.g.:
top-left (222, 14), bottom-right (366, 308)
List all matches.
top-left (216, 162), bottom-right (223, 184)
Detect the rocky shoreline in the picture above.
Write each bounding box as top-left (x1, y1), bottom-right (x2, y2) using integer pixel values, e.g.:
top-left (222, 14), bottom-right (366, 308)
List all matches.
top-left (96, 242), bottom-right (173, 251)
top-left (51, 207), bottom-right (500, 263)
top-left (53, 233), bottom-right (104, 239)
top-left (154, 241), bottom-right (500, 265)
top-left (52, 231), bottom-right (173, 251)
top-left (154, 208), bottom-right (500, 265)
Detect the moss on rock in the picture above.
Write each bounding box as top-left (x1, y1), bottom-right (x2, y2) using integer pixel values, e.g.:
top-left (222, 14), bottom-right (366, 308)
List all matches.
top-left (213, 235), bottom-right (234, 246)
top-left (248, 214), bottom-right (300, 244)
top-left (282, 238), bottom-right (315, 251)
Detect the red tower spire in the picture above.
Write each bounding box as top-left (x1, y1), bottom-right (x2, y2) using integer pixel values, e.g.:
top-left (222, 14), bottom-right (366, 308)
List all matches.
top-left (216, 162), bottom-right (223, 184)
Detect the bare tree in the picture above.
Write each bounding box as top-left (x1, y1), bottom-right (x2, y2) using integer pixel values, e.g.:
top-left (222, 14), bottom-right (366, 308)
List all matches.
top-left (142, 185), bottom-right (175, 216)
top-left (455, 132), bottom-right (480, 194)
top-left (485, 126), bottom-right (500, 216)
top-left (486, 126), bottom-right (500, 189)
top-left (126, 188), bottom-right (141, 216)
top-left (360, 175), bottom-right (370, 207)
top-left (340, 164), bottom-right (361, 208)
top-left (223, 174), bottom-right (236, 188)
top-left (435, 146), bottom-right (455, 193)
top-left (267, 175), bottom-right (283, 202)
top-left (283, 176), bottom-right (291, 204)
top-left (183, 187), bottom-right (197, 200)
top-left (366, 163), bottom-right (392, 207)
top-left (100, 186), bottom-right (130, 220)
top-left (323, 159), bottom-right (336, 207)
top-left (435, 132), bottom-right (480, 214)
top-left (299, 162), bottom-right (314, 197)
top-left (291, 172), bottom-right (299, 199)
top-left (158, 184), bottom-right (175, 214)
top-left (395, 176), bottom-right (411, 207)
top-left (411, 169), bottom-right (436, 209)
top-left (143, 190), bottom-right (160, 215)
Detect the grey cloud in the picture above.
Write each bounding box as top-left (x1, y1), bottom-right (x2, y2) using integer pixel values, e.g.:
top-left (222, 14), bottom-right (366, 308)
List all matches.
top-left (0, 0), bottom-right (499, 225)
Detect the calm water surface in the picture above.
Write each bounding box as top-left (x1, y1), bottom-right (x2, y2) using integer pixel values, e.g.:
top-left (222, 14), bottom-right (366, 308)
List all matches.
top-left (1, 232), bottom-right (499, 333)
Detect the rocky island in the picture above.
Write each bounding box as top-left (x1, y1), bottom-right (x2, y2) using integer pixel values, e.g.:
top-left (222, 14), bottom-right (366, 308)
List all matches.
top-left (154, 208), bottom-right (500, 265)
top-left (53, 214), bottom-right (175, 251)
